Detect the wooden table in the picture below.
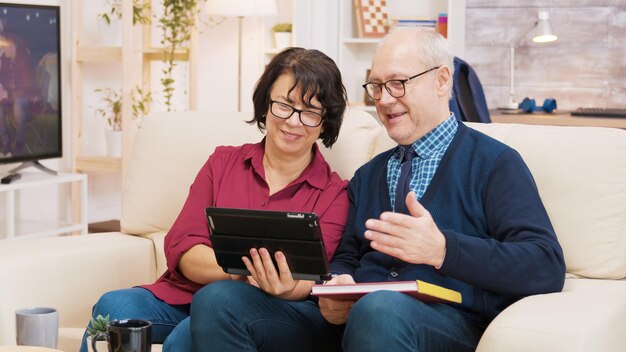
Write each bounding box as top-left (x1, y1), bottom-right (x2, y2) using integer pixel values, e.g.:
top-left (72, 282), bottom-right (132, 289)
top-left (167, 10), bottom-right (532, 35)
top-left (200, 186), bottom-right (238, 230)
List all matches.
top-left (0, 347), bottom-right (63, 352)
top-left (490, 111), bottom-right (626, 129)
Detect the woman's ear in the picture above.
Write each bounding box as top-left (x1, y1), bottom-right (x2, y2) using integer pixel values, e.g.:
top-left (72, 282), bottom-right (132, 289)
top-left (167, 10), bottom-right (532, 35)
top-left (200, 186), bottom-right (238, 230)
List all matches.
top-left (437, 65), bottom-right (453, 97)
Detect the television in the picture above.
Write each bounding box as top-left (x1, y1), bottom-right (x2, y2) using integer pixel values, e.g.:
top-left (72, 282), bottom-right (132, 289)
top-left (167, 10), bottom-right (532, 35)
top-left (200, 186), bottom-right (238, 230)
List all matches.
top-left (0, 3), bottom-right (61, 175)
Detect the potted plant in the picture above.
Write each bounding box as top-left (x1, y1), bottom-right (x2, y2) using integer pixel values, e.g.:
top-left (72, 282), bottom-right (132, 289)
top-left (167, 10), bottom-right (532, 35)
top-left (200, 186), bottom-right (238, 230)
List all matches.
top-left (86, 314), bottom-right (109, 352)
top-left (272, 22), bottom-right (292, 49)
top-left (94, 86), bottom-right (152, 157)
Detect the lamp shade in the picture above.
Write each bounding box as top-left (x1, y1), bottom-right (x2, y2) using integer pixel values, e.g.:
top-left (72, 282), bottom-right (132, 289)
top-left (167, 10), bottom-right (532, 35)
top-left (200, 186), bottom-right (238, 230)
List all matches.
top-left (531, 11), bottom-right (558, 43)
top-left (206, 0), bottom-right (277, 17)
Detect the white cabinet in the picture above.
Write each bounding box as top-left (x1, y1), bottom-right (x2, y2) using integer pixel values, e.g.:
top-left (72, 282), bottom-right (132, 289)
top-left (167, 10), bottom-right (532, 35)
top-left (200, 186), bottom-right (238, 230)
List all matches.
top-left (337, 0), bottom-right (466, 108)
top-left (1, 172), bottom-right (88, 240)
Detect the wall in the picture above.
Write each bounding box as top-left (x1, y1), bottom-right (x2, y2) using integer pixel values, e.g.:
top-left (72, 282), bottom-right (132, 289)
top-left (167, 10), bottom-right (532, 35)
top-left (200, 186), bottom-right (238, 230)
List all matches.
top-left (464, 0), bottom-right (626, 110)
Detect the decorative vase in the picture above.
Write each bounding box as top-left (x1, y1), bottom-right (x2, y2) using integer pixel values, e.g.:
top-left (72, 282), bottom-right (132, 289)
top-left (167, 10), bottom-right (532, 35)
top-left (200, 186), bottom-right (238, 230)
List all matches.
top-left (273, 32), bottom-right (292, 49)
top-left (87, 335), bottom-right (108, 352)
top-left (105, 130), bottom-right (122, 158)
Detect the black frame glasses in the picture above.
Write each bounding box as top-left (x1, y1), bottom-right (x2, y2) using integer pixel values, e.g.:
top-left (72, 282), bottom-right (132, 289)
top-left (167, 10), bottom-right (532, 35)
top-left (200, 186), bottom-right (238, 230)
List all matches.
top-left (362, 66), bottom-right (441, 101)
top-left (269, 100), bottom-right (325, 127)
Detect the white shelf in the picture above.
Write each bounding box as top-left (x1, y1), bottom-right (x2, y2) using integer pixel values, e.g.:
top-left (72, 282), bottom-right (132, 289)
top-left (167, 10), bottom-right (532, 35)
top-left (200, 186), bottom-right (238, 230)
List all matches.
top-left (0, 172), bottom-right (86, 191)
top-left (342, 38), bottom-right (381, 44)
top-left (0, 172), bottom-right (88, 240)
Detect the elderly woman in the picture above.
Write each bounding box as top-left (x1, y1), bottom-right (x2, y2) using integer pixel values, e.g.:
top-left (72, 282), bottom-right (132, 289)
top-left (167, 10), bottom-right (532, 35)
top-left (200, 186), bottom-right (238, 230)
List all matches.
top-left (80, 47), bottom-right (349, 351)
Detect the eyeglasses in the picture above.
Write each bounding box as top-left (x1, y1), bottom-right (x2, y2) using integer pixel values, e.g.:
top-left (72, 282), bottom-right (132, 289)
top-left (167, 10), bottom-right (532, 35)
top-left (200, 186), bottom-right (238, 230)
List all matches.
top-left (269, 100), bottom-right (324, 127)
top-left (362, 66), bottom-right (441, 101)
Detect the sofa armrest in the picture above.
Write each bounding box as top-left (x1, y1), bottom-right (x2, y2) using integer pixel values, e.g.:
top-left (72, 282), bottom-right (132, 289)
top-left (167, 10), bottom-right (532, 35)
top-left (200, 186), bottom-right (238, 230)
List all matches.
top-left (0, 233), bottom-right (157, 345)
top-left (477, 278), bottom-right (626, 352)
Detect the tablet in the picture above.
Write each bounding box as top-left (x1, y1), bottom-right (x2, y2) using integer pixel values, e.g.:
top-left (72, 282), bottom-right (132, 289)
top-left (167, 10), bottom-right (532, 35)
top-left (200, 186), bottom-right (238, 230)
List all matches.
top-left (206, 207), bottom-right (331, 281)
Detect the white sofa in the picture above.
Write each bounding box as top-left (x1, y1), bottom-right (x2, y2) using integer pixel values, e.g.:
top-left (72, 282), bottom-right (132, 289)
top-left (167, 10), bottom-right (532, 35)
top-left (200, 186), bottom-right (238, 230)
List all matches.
top-left (0, 110), bottom-right (624, 351)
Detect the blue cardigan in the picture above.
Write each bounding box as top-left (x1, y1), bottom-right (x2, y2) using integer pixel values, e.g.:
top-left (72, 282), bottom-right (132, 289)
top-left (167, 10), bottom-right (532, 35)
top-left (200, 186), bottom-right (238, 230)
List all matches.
top-left (329, 123), bottom-right (565, 324)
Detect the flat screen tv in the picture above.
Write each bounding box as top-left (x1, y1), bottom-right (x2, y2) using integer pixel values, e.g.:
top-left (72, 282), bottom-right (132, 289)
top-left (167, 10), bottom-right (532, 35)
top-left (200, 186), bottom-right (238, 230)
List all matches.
top-left (0, 3), bottom-right (61, 175)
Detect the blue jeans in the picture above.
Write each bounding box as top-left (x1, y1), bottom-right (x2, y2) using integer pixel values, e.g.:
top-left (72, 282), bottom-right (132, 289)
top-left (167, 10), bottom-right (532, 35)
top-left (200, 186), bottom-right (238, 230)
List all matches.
top-left (343, 290), bottom-right (483, 351)
top-left (79, 287), bottom-right (192, 352)
top-left (190, 280), bottom-right (343, 352)
top-left (190, 281), bottom-right (483, 352)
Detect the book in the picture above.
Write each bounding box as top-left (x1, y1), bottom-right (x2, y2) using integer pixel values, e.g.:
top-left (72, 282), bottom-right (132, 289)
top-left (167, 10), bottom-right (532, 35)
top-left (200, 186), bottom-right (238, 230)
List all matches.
top-left (310, 280), bottom-right (462, 304)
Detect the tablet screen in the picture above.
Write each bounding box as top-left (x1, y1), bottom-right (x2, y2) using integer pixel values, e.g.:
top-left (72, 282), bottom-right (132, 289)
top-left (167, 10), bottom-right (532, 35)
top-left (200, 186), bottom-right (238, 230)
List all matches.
top-left (206, 207), bottom-right (331, 281)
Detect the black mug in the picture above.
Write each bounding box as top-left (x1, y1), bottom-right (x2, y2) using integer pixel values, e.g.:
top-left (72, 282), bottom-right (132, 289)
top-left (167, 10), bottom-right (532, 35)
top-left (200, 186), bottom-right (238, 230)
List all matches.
top-left (92, 319), bottom-right (152, 352)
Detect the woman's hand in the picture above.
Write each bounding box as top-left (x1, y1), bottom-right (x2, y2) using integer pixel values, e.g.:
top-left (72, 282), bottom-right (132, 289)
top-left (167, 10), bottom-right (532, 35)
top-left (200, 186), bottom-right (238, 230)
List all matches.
top-left (242, 248), bottom-right (299, 299)
top-left (318, 274), bottom-right (356, 325)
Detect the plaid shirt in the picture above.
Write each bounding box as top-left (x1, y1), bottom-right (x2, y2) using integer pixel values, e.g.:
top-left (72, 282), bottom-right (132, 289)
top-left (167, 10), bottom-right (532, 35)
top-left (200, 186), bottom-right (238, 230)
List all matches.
top-left (387, 114), bottom-right (458, 211)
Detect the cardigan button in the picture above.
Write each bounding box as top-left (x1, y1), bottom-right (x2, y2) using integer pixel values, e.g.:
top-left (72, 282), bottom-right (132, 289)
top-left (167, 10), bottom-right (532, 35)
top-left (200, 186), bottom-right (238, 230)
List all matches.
top-left (390, 271), bottom-right (399, 278)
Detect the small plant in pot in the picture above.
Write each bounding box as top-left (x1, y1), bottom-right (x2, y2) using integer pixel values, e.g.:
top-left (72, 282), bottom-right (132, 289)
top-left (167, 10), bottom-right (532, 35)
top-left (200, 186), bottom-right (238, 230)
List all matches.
top-left (94, 86), bottom-right (152, 157)
top-left (86, 314), bottom-right (109, 352)
top-left (272, 22), bottom-right (292, 33)
top-left (272, 22), bottom-right (292, 49)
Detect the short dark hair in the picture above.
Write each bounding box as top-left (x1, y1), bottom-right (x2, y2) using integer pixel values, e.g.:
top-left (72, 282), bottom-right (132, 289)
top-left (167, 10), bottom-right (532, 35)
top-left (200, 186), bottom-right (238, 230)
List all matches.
top-left (250, 47), bottom-right (347, 148)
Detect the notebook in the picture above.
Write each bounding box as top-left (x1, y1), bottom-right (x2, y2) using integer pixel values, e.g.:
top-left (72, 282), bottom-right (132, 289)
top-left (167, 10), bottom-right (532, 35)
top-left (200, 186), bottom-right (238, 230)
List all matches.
top-left (206, 207), bottom-right (331, 281)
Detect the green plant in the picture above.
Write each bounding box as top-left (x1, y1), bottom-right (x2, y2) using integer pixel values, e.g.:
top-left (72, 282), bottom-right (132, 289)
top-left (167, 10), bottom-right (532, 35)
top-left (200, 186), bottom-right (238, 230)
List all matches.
top-left (94, 86), bottom-right (153, 131)
top-left (272, 23), bottom-right (292, 33)
top-left (98, 0), bottom-right (151, 25)
top-left (86, 314), bottom-right (110, 338)
top-left (158, 0), bottom-right (202, 111)
top-left (94, 88), bottom-right (122, 131)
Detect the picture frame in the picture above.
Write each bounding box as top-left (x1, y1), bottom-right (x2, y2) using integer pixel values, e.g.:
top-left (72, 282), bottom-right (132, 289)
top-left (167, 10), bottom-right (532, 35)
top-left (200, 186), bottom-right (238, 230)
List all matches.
top-left (354, 0), bottom-right (389, 38)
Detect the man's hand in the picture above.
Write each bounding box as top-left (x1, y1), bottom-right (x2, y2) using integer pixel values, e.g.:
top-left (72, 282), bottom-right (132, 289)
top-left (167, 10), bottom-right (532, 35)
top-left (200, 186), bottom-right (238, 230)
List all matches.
top-left (319, 274), bottom-right (356, 325)
top-left (242, 248), bottom-right (299, 299)
top-left (364, 192), bottom-right (446, 268)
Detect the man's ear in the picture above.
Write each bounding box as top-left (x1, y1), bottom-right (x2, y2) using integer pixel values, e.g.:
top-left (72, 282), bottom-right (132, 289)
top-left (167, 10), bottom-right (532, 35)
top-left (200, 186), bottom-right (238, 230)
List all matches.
top-left (436, 65), bottom-right (453, 97)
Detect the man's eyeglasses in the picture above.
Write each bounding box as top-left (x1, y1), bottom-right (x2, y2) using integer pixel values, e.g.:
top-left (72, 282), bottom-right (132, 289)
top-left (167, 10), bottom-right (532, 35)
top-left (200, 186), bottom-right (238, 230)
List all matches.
top-left (362, 66), bottom-right (441, 101)
top-left (269, 100), bottom-right (324, 127)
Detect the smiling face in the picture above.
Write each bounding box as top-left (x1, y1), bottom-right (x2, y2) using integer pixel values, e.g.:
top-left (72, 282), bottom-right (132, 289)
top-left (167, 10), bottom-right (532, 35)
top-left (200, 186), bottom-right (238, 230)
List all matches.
top-left (264, 72), bottom-right (324, 159)
top-left (369, 30), bottom-right (452, 145)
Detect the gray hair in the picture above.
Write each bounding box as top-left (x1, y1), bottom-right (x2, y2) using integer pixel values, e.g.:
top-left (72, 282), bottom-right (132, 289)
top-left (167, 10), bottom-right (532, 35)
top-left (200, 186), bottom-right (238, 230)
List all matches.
top-left (385, 28), bottom-right (455, 98)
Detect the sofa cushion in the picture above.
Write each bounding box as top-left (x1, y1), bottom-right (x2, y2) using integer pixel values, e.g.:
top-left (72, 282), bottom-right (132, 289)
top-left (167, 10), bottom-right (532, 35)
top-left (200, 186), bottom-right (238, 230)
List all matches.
top-left (121, 112), bottom-right (262, 235)
top-left (122, 109), bottom-right (383, 236)
top-left (476, 278), bottom-right (626, 352)
top-left (318, 108), bottom-right (383, 179)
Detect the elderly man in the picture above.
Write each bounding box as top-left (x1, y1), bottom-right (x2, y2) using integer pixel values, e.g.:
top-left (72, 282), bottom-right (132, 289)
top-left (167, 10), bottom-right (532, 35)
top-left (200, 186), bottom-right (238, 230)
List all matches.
top-left (320, 28), bottom-right (565, 351)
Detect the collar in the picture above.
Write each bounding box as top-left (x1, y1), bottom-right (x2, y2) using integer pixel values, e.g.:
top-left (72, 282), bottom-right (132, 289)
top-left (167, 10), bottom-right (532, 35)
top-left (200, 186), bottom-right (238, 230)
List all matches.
top-left (246, 138), bottom-right (329, 190)
top-left (393, 114), bottom-right (458, 160)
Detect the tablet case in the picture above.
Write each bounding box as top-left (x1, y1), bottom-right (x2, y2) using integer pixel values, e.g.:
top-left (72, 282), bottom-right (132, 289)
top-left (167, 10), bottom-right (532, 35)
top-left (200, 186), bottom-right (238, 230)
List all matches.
top-left (206, 207), bottom-right (331, 281)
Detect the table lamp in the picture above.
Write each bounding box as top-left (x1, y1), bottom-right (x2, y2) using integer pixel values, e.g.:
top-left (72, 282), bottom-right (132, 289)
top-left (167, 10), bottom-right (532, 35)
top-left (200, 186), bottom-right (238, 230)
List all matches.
top-left (205, 0), bottom-right (278, 112)
top-left (499, 10), bottom-right (558, 110)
